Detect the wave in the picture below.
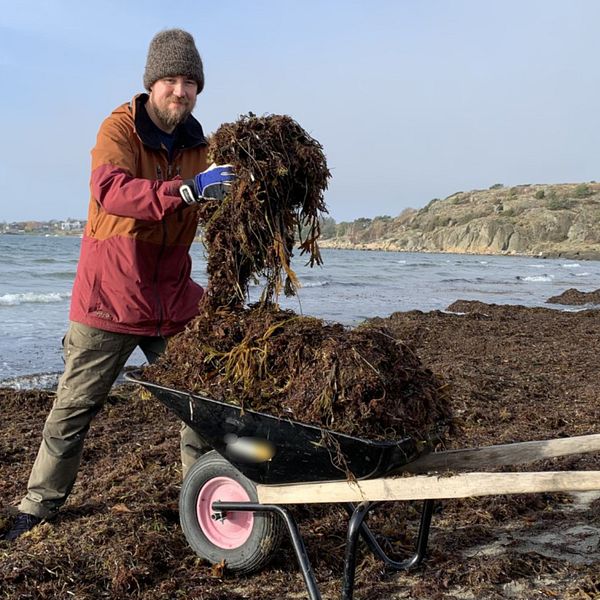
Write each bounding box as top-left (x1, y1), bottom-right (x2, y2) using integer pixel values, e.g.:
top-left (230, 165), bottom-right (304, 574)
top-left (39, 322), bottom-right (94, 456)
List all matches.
top-left (45, 271), bottom-right (76, 280)
top-left (0, 372), bottom-right (60, 390)
top-left (11, 270), bottom-right (75, 280)
top-left (406, 262), bottom-right (437, 268)
top-left (561, 263), bottom-right (581, 268)
top-left (302, 281), bottom-right (330, 288)
top-left (440, 278), bottom-right (473, 283)
top-left (516, 275), bottom-right (555, 282)
top-left (0, 292), bottom-right (71, 306)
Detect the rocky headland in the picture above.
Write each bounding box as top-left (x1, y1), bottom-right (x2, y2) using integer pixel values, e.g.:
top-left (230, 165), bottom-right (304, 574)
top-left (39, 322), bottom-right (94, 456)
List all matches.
top-left (321, 182), bottom-right (600, 260)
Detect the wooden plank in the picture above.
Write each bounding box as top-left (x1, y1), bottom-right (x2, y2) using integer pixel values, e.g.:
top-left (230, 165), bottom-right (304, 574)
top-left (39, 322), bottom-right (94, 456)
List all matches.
top-left (402, 433), bottom-right (600, 474)
top-left (257, 471), bottom-right (600, 505)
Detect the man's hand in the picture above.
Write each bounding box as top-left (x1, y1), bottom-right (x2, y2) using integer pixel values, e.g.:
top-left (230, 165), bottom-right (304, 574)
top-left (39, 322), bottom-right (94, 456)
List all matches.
top-left (179, 163), bottom-right (236, 204)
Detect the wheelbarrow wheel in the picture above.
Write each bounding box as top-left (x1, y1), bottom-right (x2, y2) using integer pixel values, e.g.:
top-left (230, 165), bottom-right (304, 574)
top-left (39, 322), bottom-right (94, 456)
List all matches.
top-left (179, 450), bottom-right (284, 574)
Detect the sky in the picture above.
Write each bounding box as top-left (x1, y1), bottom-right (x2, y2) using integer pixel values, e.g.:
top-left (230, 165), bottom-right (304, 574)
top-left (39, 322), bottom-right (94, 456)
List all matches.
top-left (1, 0), bottom-right (600, 223)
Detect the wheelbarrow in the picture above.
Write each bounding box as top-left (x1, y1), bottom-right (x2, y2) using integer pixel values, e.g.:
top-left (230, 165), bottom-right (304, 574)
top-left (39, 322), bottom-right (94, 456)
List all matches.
top-left (126, 372), bottom-right (600, 600)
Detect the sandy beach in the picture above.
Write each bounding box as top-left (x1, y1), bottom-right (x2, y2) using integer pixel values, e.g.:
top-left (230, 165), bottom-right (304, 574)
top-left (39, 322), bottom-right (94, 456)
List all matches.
top-left (2, 297), bottom-right (600, 599)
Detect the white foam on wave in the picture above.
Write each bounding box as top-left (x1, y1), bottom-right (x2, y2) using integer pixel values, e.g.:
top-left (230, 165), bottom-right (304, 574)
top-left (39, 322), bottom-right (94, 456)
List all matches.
top-left (302, 281), bottom-right (330, 288)
top-left (575, 272), bottom-right (591, 277)
top-left (0, 372), bottom-right (60, 390)
top-left (0, 291), bottom-right (71, 306)
top-left (563, 306), bottom-right (595, 313)
top-left (562, 263), bottom-right (581, 268)
top-left (520, 275), bottom-right (555, 282)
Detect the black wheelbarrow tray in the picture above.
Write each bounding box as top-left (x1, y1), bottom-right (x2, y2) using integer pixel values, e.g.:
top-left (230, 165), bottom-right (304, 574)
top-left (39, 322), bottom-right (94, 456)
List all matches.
top-left (127, 372), bottom-right (600, 600)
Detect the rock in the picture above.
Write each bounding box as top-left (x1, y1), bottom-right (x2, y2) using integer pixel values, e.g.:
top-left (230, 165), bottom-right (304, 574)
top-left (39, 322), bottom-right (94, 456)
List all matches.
top-left (321, 182), bottom-right (600, 259)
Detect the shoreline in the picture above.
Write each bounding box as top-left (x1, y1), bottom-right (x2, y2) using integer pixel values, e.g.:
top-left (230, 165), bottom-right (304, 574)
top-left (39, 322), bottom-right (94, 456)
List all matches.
top-left (5, 232), bottom-right (600, 261)
top-left (318, 239), bottom-right (600, 261)
top-left (3, 297), bottom-right (599, 391)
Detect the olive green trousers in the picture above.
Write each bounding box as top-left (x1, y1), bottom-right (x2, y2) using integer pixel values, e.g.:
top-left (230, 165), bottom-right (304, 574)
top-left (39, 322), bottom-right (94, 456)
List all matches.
top-left (18, 322), bottom-right (205, 519)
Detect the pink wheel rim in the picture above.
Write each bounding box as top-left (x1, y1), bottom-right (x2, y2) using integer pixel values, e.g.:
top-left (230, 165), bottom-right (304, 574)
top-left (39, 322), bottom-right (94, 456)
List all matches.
top-left (197, 476), bottom-right (254, 548)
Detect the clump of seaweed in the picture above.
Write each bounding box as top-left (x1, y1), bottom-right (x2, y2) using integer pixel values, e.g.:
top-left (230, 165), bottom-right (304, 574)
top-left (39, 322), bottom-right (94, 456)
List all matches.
top-left (144, 304), bottom-right (450, 440)
top-left (144, 113), bottom-right (450, 442)
top-left (197, 113), bottom-right (330, 308)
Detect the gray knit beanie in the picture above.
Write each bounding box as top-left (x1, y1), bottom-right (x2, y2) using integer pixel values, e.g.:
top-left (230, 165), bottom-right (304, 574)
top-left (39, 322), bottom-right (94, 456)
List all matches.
top-left (143, 29), bottom-right (204, 94)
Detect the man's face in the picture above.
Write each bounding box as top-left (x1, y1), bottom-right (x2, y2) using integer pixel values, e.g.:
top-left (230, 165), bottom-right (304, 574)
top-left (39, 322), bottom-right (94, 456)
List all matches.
top-left (148, 76), bottom-right (198, 130)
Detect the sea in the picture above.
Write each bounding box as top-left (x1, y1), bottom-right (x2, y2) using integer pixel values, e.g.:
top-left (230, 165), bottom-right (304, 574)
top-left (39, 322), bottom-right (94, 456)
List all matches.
top-left (1, 234), bottom-right (599, 390)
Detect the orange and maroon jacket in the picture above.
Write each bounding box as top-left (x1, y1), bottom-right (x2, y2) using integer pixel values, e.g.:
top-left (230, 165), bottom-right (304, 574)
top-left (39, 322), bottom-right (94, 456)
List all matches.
top-left (70, 94), bottom-right (209, 336)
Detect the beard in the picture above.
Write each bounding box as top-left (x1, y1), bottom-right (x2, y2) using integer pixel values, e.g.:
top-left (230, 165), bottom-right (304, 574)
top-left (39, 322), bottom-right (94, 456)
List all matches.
top-left (151, 96), bottom-right (193, 129)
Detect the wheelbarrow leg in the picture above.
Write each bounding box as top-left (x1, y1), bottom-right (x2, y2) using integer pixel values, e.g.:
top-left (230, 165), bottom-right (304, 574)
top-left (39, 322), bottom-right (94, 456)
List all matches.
top-left (342, 501), bottom-right (371, 600)
top-left (341, 500), bottom-right (435, 600)
top-left (213, 502), bottom-right (322, 600)
top-left (344, 499), bottom-right (434, 570)
top-left (214, 500), bottom-right (435, 600)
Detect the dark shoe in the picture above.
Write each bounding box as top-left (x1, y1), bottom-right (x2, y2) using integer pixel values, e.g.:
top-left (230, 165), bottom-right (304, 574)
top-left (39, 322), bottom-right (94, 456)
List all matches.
top-left (3, 513), bottom-right (42, 541)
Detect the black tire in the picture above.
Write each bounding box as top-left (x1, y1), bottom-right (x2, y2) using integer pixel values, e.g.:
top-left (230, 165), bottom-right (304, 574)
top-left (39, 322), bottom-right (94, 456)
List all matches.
top-left (179, 450), bottom-right (284, 574)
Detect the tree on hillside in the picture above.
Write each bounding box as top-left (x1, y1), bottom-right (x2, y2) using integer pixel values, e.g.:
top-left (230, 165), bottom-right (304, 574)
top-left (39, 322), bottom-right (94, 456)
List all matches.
top-left (319, 216), bottom-right (337, 239)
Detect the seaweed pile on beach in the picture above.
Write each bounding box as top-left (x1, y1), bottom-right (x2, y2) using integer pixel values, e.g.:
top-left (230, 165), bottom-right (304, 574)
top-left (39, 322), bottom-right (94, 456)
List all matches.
top-left (546, 287), bottom-right (600, 305)
top-left (144, 305), bottom-right (449, 440)
top-left (3, 299), bottom-right (600, 598)
top-left (143, 114), bottom-right (450, 441)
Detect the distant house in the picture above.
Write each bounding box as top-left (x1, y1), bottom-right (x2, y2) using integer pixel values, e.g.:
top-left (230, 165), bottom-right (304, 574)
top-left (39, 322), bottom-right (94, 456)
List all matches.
top-left (1, 219), bottom-right (86, 234)
top-left (60, 220), bottom-right (83, 231)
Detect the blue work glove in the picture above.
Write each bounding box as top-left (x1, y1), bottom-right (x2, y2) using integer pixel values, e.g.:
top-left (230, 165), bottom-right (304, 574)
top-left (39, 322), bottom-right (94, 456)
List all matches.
top-left (179, 163), bottom-right (236, 204)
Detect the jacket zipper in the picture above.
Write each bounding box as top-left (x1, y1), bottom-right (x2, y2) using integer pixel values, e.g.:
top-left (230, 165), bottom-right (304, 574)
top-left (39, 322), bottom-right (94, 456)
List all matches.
top-left (153, 163), bottom-right (167, 335)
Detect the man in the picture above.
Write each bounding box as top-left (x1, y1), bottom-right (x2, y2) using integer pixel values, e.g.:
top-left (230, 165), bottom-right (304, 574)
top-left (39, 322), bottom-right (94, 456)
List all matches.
top-left (5, 29), bottom-right (233, 540)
